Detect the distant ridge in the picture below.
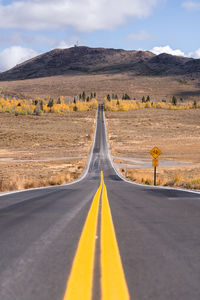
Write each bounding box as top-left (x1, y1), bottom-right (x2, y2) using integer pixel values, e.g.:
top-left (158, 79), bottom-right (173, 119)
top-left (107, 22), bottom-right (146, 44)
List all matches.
top-left (0, 46), bottom-right (200, 81)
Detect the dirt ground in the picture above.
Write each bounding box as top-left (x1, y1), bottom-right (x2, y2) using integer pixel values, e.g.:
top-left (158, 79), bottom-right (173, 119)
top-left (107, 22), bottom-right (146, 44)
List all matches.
top-left (105, 109), bottom-right (200, 189)
top-left (0, 111), bottom-right (96, 192)
top-left (0, 73), bottom-right (200, 101)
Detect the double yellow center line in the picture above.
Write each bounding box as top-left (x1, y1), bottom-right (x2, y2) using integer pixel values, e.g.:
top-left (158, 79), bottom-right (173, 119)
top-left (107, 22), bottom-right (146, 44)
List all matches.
top-left (63, 172), bottom-right (130, 300)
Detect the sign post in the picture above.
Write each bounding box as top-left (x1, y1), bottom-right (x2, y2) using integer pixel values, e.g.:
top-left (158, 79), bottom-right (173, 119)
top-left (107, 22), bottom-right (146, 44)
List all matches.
top-left (150, 147), bottom-right (162, 186)
top-left (154, 165), bottom-right (156, 186)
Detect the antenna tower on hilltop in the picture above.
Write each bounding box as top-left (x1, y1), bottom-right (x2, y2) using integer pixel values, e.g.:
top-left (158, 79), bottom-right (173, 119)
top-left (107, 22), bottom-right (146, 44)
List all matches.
top-left (74, 41), bottom-right (79, 47)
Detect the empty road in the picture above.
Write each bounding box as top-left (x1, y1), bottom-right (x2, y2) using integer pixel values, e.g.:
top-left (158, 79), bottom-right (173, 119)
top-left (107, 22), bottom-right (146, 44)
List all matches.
top-left (0, 104), bottom-right (200, 300)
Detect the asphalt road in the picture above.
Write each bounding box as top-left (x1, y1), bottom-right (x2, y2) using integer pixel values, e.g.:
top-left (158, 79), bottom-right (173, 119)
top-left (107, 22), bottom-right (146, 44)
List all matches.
top-left (0, 104), bottom-right (200, 300)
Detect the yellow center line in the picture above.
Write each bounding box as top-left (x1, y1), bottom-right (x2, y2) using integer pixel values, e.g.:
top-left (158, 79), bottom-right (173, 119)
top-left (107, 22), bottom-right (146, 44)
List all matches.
top-left (63, 171), bottom-right (130, 300)
top-left (101, 173), bottom-right (130, 300)
top-left (63, 173), bottom-right (103, 300)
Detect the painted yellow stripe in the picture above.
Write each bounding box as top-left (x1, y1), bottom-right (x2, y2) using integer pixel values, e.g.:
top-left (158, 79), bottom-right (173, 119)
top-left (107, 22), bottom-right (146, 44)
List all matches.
top-left (63, 173), bottom-right (103, 300)
top-left (101, 173), bottom-right (130, 300)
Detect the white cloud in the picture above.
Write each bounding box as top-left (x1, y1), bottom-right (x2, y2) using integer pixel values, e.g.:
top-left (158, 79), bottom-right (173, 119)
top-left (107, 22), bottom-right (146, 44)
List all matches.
top-left (0, 0), bottom-right (162, 32)
top-left (58, 41), bottom-right (74, 49)
top-left (182, 1), bottom-right (200, 11)
top-left (150, 45), bottom-right (200, 59)
top-left (57, 37), bottom-right (81, 49)
top-left (128, 30), bottom-right (152, 41)
top-left (0, 46), bottom-right (38, 71)
top-left (188, 48), bottom-right (200, 58)
top-left (151, 45), bottom-right (185, 56)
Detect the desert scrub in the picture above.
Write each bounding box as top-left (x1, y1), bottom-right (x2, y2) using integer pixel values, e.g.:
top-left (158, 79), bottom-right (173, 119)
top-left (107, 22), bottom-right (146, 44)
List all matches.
top-left (0, 163), bottom-right (84, 192)
top-left (121, 167), bottom-right (200, 190)
top-left (104, 99), bottom-right (200, 111)
top-left (185, 178), bottom-right (200, 190)
top-left (122, 169), bottom-right (153, 185)
top-left (0, 96), bottom-right (98, 115)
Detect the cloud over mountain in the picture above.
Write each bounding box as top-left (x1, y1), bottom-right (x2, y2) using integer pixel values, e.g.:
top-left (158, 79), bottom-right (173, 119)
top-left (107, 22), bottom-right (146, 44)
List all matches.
top-left (151, 45), bottom-right (185, 57)
top-left (0, 46), bottom-right (37, 71)
top-left (151, 45), bottom-right (200, 59)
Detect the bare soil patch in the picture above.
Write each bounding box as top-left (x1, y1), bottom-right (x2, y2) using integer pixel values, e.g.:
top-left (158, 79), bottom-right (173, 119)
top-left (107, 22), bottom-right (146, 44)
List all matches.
top-left (0, 74), bottom-right (200, 101)
top-left (0, 111), bottom-right (96, 192)
top-left (105, 109), bottom-right (200, 190)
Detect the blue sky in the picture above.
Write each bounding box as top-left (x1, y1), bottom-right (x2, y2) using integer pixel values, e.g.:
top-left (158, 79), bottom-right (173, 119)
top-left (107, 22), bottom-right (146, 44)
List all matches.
top-left (0, 0), bottom-right (199, 71)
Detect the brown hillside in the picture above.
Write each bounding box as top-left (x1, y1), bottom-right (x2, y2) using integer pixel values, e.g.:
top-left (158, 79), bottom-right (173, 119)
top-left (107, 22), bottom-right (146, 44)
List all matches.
top-left (0, 46), bottom-right (155, 81)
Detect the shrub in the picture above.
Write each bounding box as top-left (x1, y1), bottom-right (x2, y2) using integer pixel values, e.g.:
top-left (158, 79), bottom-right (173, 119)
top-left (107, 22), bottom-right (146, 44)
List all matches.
top-left (193, 100), bottom-right (197, 108)
top-left (82, 91), bottom-right (86, 101)
top-left (47, 99), bottom-right (54, 111)
top-left (40, 100), bottom-right (44, 111)
top-left (107, 94), bottom-right (111, 101)
top-left (172, 96), bottom-right (177, 106)
top-left (34, 106), bottom-right (41, 116)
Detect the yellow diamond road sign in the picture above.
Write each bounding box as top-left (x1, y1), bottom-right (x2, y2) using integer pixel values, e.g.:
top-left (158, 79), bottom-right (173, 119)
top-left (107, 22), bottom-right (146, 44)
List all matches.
top-left (150, 146), bottom-right (162, 159)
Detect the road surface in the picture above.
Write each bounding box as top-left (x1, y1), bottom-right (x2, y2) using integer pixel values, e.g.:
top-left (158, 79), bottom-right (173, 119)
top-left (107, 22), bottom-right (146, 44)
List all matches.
top-left (0, 104), bottom-right (200, 300)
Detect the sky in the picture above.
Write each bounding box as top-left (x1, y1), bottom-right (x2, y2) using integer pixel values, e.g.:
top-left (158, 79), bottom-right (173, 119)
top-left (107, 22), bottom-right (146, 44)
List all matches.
top-left (0, 0), bottom-right (199, 71)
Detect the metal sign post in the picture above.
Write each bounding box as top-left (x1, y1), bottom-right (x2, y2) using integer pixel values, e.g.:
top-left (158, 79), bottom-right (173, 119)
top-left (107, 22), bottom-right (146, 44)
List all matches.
top-left (150, 147), bottom-right (162, 186)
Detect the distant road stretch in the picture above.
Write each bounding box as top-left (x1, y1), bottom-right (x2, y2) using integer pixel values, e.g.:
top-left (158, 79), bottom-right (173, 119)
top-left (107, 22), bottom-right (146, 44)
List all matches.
top-left (0, 104), bottom-right (200, 300)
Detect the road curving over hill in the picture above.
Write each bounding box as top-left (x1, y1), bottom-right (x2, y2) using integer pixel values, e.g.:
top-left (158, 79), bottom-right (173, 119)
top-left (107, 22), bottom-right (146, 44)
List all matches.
top-left (0, 104), bottom-right (200, 300)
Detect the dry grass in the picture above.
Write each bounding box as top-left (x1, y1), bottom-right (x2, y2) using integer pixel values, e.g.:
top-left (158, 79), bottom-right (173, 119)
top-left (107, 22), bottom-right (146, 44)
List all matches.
top-left (105, 109), bottom-right (200, 162)
top-left (0, 111), bottom-right (96, 192)
top-left (106, 109), bottom-right (200, 190)
top-left (0, 73), bottom-right (200, 101)
top-left (122, 166), bottom-right (200, 190)
top-left (0, 159), bottom-right (86, 191)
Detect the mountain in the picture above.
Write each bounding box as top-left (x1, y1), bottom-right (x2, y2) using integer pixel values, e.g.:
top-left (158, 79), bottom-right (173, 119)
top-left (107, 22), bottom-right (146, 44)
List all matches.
top-left (144, 53), bottom-right (200, 75)
top-left (0, 46), bottom-right (199, 81)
